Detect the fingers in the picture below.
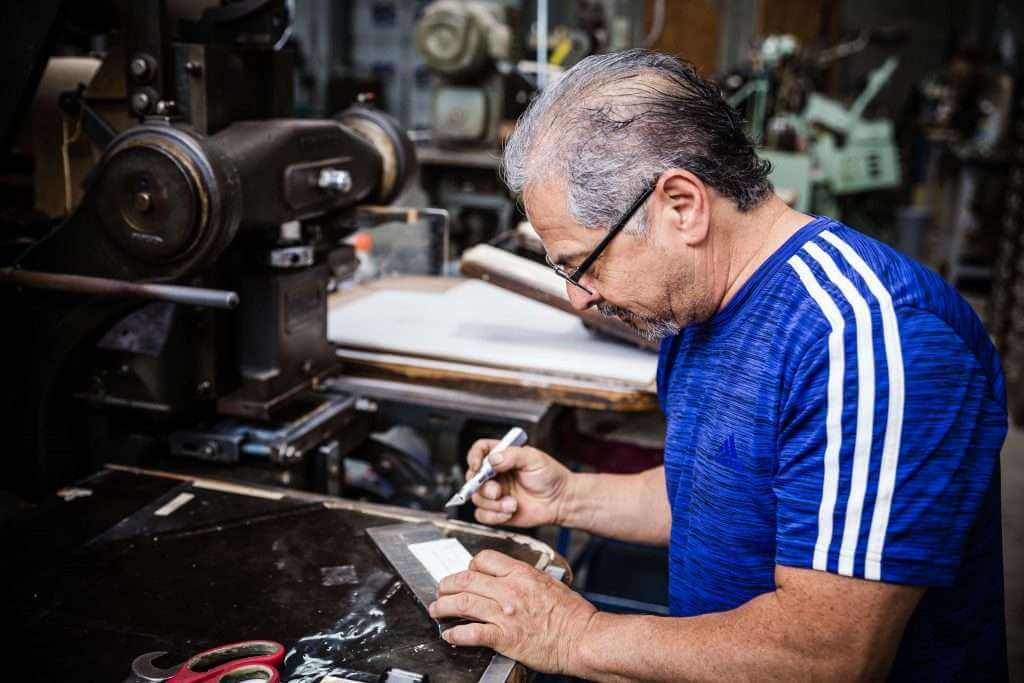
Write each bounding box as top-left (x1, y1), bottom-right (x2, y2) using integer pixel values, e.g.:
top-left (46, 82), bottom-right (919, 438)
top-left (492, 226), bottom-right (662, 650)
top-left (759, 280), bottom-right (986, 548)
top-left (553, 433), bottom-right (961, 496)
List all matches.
top-left (442, 622), bottom-right (503, 649)
top-left (472, 491), bottom-right (517, 512)
top-left (469, 471), bottom-right (518, 526)
top-left (485, 446), bottom-right (543, 475)
top-left (436, 570), bottom-right (519, 612)
top-left (469, 480), bottom-right (505, 508)
top-left (474, 507), bottom-right (514, 526)
top-left (467, 441), bottom-right (549, 478)
top-left (466, 439), bottom-right (499, 476)
top-left (472, 491), bottom-right (518, 526)
top-left (481, 480), bottom-right (501, 499)
top-left (469, 549), bottom-right (528, 577)
top-left (429, 591), bottom-right (505, 624)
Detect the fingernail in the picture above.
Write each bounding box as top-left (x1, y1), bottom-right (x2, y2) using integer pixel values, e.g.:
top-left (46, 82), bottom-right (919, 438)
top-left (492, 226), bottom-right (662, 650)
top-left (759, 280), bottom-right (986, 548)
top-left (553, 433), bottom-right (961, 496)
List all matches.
top-left (441, 629), bottom-right (451, 642)
top-left (501, 498), bottom-right (517, 513)
top-left (489, 451), bottom-right (504, 465)
top-left (428, 602), bottom-right (436, 615)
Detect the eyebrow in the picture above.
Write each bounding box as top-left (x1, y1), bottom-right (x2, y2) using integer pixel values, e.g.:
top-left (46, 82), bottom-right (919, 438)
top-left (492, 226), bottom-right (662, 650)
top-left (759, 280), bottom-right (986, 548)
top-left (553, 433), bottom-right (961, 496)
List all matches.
top-left (549, 249), bottom-right (590, 267)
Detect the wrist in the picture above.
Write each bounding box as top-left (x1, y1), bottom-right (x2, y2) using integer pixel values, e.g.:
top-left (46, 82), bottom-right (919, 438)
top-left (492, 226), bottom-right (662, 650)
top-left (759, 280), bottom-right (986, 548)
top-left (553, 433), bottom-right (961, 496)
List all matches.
top-left (570, 610), bottom-right (618, 679)
top-left (554, 471), bottom-right (592, 529)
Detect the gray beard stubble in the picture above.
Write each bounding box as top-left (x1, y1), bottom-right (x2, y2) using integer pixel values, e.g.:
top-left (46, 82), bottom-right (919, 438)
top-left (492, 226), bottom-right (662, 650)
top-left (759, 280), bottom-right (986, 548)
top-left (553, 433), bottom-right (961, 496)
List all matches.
top-left (597, 302), bottom-right (681, 342)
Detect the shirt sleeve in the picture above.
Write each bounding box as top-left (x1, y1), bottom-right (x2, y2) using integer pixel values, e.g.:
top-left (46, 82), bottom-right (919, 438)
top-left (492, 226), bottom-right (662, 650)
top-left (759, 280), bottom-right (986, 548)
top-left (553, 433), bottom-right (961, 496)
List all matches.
top-left (774, 307), bottom-right (1006, 585)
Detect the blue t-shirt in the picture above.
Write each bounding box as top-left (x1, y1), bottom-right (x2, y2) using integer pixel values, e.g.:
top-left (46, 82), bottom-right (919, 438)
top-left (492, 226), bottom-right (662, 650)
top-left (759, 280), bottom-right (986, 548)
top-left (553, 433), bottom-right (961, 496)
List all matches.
top-left (657, 217), bottom-right (1007, 681)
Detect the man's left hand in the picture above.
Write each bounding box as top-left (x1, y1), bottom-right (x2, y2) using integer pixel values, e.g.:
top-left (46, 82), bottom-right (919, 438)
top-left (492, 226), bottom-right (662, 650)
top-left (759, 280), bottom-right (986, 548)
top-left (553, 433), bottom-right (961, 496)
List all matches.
top-left (429, 549), bottom-right (596, 674)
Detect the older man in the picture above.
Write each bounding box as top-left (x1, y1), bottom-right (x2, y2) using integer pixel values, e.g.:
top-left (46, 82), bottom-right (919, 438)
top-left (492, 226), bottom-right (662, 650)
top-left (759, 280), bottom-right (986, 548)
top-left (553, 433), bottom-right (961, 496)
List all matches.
top-left (428, 50), bottom-right (1007, 681)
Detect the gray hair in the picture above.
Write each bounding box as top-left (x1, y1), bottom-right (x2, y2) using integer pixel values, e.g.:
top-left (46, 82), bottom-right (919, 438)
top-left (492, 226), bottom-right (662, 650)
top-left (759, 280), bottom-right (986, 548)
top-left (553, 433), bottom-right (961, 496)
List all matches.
top-left (501, 49), bottom-right (772, 234)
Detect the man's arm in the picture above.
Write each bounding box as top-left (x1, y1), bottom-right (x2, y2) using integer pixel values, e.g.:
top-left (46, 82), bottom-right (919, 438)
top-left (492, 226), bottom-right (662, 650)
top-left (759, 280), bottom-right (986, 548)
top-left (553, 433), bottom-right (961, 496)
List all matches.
top-left (431, 554), bottom-right (924, 682)
top-left (560, 466), bottom-right (671, 546)
top-left (573, 564), bottom-right (923, 682)
top-left (465, 439), bottom-right (671, 546)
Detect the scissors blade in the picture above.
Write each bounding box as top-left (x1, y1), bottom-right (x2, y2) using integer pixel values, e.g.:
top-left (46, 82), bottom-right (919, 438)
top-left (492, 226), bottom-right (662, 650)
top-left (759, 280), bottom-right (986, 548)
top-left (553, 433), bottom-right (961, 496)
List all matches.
top-left (130, 651), bottom-right (185, 682)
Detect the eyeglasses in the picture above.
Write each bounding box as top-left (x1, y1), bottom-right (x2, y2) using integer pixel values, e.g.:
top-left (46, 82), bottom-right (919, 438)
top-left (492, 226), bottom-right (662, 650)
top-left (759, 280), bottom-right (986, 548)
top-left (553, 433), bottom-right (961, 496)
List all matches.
top-left (544, 182), bottom-right (657, 295)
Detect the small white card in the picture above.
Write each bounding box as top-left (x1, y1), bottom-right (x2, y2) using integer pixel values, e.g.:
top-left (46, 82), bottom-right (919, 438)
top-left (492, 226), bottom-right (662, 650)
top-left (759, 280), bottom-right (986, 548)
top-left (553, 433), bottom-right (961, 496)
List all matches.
top-left (408, 538), bottom-right (474, 583)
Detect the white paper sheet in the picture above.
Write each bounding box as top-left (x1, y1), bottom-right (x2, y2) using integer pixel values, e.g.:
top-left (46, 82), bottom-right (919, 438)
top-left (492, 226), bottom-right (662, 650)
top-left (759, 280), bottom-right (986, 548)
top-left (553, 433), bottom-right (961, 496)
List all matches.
top-left (327, 279), bottom-right (657, 386)
top-left (408, 538), bottom-right (474, 583)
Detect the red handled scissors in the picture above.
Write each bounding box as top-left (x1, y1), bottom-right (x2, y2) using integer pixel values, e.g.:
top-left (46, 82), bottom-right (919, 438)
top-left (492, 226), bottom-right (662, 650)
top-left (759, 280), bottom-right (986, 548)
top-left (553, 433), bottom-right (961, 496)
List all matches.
top-left (129, 640), bottom-right (285, 682)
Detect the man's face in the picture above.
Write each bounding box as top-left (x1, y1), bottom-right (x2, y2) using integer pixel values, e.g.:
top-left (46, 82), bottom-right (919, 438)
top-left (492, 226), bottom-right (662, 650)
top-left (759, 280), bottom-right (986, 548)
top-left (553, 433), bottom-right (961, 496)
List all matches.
top-left (525, 180), bottom-right (696, 341)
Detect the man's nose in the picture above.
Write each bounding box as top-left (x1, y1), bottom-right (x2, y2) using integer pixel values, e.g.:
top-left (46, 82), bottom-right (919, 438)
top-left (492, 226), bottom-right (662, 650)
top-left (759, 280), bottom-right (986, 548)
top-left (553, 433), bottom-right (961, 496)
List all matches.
top-left (566, 279), bottom-right (602, 311)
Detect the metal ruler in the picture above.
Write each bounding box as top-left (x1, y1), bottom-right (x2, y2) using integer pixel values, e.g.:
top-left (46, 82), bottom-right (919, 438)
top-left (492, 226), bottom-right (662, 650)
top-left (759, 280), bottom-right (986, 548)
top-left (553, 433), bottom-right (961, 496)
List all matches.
top-left (366, 522), bottom-right (470, 634)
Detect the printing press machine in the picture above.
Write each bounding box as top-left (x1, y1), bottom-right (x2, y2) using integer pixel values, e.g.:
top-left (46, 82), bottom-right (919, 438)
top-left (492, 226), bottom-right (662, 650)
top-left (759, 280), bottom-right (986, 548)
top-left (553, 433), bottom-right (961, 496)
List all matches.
top-left (0, 1), bottom-right (577, 679)
top-left (3, 0), bottom-right (421, 499)
top-left (0, 0), bottom-right (569, 501)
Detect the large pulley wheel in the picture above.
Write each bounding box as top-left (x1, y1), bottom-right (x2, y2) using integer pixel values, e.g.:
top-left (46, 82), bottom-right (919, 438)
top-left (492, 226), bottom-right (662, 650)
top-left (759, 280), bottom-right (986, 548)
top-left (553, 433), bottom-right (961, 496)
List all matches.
top-left (94, 124), bottom-right (238, 269)
top-left (335, 106), bottom-right (417, 205)
top-left (97, 142), bottom-right (204, 261)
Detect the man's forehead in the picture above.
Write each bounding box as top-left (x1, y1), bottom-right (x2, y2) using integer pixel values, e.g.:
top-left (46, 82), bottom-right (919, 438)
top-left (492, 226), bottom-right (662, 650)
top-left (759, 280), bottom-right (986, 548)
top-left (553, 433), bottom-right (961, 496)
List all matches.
top-left (522, 177), bottom-right (568, 223)
top-left (523, 180), bottom-right (593, 262)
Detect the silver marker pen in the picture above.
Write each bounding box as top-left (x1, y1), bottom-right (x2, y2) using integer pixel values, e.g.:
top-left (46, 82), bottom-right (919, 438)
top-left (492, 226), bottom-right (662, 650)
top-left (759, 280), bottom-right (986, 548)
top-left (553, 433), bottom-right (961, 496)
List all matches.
top-left (444, 427), bottom-right (528, 508)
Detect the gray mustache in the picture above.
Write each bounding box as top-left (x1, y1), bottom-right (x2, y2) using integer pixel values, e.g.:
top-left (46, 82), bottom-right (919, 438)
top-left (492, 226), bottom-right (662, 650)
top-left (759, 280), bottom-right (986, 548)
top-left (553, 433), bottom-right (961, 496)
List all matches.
top-left (596, 303), bottom-right (680, 341)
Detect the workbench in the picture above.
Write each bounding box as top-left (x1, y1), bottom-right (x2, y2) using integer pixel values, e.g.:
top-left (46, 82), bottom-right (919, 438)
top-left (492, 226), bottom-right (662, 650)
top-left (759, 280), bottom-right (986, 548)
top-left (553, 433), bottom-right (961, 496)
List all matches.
top-left (329, 277), bottom-right (660, 413)
top-left (2, 466), bottom-right (566, 682)
top-left (327, 275), bottom-right (665, 490)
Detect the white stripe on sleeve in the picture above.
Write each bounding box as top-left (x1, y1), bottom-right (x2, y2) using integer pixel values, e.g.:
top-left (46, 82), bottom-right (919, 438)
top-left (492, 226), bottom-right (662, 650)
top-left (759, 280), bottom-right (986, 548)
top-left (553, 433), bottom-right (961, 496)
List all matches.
top-left (787, 255), bottom-right (845, 571)
top-left (803, 242), bottom-right (876, 577)
top-left (820, 231), bottom-right (905, 581)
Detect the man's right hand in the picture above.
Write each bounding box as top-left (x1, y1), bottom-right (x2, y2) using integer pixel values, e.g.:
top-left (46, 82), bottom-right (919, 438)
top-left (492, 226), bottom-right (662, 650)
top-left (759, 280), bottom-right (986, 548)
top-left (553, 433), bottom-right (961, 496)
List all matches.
top-left (466, 438), bottom-right (573, 527)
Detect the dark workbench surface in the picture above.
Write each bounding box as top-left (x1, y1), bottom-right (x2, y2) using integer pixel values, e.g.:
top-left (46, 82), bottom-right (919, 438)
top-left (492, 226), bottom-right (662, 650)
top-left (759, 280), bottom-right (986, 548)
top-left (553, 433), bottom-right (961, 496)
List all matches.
top-left (2, 467), bottom-right (553, 682)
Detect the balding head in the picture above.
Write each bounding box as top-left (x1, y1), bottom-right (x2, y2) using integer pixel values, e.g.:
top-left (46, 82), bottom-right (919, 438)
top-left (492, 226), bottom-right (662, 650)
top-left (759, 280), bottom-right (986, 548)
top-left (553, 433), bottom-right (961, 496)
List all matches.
top-left (501, 50), bottom-right (772, 236)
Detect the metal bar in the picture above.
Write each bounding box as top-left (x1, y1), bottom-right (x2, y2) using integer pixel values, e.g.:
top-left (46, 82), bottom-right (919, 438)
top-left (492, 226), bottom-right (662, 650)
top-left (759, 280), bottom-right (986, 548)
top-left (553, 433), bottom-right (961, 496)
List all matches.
top-left (0, 268), bottom-right (239, 309)
top-left (536, 0), bottom-right (548, 90)
top-left (478, 654), bottom-right (517, 683)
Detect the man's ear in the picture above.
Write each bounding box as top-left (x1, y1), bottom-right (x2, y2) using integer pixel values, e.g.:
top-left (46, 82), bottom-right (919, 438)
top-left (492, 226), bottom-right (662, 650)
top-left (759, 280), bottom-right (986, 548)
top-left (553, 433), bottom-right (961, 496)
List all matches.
top-left (655, 169), bottom-right (710, 247)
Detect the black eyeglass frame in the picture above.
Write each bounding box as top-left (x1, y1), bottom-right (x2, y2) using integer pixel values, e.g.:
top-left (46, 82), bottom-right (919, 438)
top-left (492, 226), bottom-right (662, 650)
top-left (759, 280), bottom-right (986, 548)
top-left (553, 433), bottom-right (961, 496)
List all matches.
top-left (544, 181), bottom-right (658, 295)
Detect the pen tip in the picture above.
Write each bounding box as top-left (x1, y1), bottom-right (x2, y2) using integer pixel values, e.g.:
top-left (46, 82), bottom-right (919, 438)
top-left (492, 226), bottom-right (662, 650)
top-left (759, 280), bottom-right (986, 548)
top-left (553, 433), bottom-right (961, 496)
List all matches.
top-left (445, 494), bottom-right (464, 508)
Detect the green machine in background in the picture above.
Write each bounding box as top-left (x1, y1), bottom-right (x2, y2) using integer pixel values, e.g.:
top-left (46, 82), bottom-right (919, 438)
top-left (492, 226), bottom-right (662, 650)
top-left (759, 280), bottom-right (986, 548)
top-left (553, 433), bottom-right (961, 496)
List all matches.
top-left (726, 33), bottom-right (903, 217)
top-left (414, 0), bottom-right (516, 148)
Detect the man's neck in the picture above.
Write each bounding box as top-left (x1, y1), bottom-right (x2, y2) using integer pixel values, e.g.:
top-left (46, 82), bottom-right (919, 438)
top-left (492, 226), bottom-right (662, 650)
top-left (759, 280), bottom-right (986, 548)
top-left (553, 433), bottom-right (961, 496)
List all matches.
top-left (714, 196), bottom-right (812, 312)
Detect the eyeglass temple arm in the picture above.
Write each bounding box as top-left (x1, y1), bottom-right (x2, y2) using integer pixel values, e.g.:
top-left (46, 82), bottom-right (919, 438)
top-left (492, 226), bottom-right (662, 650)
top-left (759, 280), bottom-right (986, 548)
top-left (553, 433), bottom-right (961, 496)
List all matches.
top-left (568, 183), bottom-right (657, 282)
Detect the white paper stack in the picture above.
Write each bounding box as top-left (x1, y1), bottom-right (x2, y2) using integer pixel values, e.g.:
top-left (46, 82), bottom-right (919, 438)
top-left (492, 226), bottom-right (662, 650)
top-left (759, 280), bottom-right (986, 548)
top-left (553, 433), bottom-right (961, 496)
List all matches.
top-left (327, 279), bottom-right (657, 386)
